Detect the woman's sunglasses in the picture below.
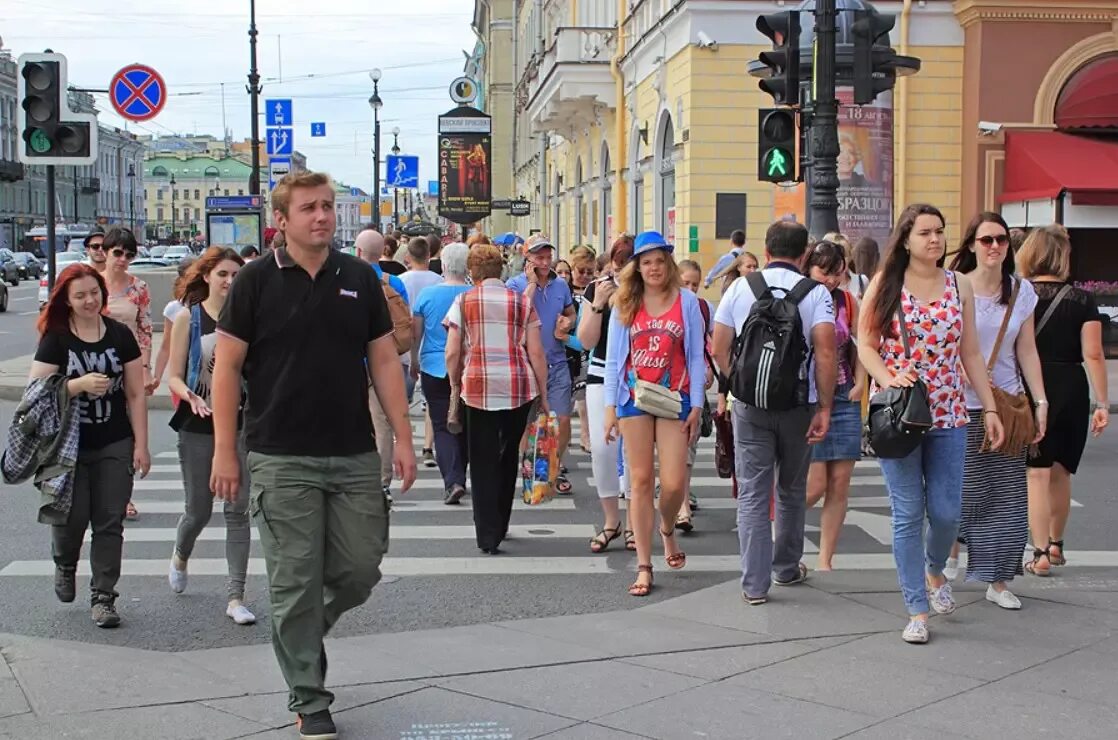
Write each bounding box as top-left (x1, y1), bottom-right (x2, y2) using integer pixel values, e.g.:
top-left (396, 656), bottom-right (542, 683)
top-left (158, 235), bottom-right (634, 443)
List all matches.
top-left (975, 234), bottom-right (1009, 247)
top-left (110, 248), bottom-right (135, 260)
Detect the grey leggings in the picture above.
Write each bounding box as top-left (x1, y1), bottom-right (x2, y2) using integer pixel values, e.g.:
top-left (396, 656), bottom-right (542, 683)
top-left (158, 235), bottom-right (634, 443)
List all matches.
top-left (174, 430), bottom-right (250, 601)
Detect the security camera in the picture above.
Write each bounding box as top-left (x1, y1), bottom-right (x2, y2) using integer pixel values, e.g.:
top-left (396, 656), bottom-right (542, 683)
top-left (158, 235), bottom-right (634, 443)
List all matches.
top-left (697, 31), bottom-right (718, 50)
top-left (977, 121), bottom-right (1003, 136)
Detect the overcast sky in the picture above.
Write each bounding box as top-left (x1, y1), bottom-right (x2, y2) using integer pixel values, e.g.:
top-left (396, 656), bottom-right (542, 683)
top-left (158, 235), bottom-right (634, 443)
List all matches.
top-left (6, 0), bottom-right (474, 193)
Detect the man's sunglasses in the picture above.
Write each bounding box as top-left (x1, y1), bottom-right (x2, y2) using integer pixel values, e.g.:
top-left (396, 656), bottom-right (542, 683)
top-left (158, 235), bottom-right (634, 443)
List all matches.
top-left (87, 242), bottom-right (105, 250)
top-left (975, 234), bottom-right (1009, 247)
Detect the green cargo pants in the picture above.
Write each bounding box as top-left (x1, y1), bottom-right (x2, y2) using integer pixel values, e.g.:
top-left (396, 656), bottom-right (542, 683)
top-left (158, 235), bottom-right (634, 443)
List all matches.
top-left (247, 451), bottom-right (389, 714)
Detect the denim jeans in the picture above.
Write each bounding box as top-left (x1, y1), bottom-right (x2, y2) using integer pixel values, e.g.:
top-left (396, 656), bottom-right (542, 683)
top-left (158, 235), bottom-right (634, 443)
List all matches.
top-left (879, 426), bottom-right (967, 616)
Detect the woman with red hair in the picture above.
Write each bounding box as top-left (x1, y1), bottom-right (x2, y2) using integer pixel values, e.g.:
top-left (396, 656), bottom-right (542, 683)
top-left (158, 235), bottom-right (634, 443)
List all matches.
top-left (30, 263), bottom-right (150, 628)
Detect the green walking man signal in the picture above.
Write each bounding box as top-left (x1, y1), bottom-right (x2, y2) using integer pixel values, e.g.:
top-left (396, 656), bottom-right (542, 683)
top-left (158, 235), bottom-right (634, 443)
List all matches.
top-left (765, 148), bottom-right (791, 178)
top-left (757, 108), bottom-right (799, 184)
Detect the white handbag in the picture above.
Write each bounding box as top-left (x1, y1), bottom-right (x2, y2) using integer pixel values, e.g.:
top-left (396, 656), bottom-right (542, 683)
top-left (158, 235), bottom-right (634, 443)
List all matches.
top-left (632, 379), bottom-right (683, 419)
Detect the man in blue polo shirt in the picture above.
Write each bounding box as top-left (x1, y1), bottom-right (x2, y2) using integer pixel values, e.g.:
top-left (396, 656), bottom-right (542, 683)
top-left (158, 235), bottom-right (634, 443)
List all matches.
top-left (506, 234), bottom-right (578, 493)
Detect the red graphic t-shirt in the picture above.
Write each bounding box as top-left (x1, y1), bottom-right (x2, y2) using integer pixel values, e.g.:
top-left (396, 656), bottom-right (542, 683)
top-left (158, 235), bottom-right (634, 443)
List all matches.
top-left (627, 293), bottom-right (688, 392)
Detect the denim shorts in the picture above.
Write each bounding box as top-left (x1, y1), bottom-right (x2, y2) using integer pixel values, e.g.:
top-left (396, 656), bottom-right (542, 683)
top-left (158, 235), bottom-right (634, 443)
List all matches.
top-left (546, 360), bottom-right (574, 417)
top-left (617, 394), bottom-right (693, 422)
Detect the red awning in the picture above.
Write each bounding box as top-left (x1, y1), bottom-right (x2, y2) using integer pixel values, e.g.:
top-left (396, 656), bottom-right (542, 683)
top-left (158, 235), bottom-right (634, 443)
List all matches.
top-left (1056, 54), bottom-right (1118, 130)
top-left (999, 131), bottom-right (1118, 206)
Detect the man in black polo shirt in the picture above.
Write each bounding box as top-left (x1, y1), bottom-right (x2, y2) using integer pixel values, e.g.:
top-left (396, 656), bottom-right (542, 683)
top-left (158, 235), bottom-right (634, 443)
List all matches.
top-left (211, 171), bottom-right (416, 739)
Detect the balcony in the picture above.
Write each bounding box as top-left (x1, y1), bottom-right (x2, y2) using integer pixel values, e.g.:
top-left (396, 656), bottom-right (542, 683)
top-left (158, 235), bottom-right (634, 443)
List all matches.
top-left (0, 159), bottom-right (23, 182)
top-left (526, 26), bottom-right (617, 135)
top-left (79, 177), bottom-right (100, 193)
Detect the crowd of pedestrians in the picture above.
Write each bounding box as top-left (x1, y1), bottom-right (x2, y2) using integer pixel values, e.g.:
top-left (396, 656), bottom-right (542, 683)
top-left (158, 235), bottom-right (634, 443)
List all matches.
top-left (7, 169), bottom-right (1110, 737)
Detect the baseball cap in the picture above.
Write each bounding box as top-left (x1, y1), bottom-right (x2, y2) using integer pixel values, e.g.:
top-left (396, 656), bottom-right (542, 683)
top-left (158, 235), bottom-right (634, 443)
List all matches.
top-left (83, 226), bottom-right (106, 248)
top-left (631, 230), bottom-right (673, 260)
top-left (525, 234), bottom-right (555, 253)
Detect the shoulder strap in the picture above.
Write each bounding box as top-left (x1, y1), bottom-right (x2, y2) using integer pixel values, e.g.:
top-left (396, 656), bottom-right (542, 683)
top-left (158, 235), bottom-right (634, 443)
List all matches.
top-left (896, 303), bottom-right (913, 359)
top-left (697, 295), bottom-right (711, 327)
top-left (785, 276), bottom-right (819, 305)
top-left (1035, 283), bottom-right (1072, 336)
top-left (986, 277), bottom-right (1020, 373)
top-left (745, 270), bottom-right (768, 300)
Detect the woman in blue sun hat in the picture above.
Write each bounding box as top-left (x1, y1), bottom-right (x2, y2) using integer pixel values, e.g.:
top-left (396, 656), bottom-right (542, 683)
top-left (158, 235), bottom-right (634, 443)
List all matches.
top-left (603, 230), bottom-right (707, 596)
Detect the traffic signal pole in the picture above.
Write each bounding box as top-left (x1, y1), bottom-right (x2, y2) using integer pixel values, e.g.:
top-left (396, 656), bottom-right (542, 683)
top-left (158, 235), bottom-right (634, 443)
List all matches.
top-left (809, 0), bottom-right (840, 239)
top-left (46, 165), bottom-right (56, 290)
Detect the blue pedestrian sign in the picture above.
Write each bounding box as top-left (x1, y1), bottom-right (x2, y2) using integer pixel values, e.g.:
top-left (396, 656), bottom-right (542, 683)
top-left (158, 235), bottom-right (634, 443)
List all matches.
top-left (427, 180), bottom-right (439, 197)
top-left (386, 155), bottom-right (419, 188)
top-left (268, 157), bottom-right (292, 190)
top-left (265, 99), bottom-right (293, 127)
top-left (311, 122), bottom-right (326, 137)
top-left (266, 127), bottom-right (294, 156)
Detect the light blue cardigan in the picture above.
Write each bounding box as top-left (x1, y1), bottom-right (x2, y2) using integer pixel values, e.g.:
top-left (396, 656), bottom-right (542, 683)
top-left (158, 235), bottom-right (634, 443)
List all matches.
top-left (603, 288), bottom-right (707, 411)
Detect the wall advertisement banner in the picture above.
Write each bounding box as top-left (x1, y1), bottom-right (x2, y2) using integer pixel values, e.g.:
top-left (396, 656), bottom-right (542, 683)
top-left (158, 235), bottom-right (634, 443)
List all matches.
top-left (438, 106), bottom-right (493, 225)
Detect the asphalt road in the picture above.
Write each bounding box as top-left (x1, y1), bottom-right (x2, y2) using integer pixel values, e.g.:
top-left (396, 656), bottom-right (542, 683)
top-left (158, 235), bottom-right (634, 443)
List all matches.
top-left (0, 399), bottom-right (1115, 653)
top-left (0, 282), bottom-right (43, 360)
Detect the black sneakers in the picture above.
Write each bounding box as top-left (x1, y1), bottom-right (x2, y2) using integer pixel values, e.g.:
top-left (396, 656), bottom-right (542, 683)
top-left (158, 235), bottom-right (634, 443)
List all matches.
top-left (54, 567), bottom-right (75, 603)
top-left (297, 709), bottom-right (338, 740)
top-left (91, 601), bottom-right (121, 628)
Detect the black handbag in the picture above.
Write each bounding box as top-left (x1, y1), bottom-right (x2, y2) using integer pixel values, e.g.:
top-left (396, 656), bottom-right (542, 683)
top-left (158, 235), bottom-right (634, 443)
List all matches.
top-left (866, 306), bottom-right (933, 459)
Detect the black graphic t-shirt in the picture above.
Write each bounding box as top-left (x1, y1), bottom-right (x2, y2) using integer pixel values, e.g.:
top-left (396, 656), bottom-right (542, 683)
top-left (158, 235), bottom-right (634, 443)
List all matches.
top-left (35, 317), bottom-right (141, 450)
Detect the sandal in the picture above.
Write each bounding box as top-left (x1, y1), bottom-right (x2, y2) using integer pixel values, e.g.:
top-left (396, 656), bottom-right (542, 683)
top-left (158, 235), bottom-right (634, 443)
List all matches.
top-left (1025, 547), bottom-right (1051, 577)
top-left (1048, 539), bottom-right (1067, 566)
top-left (660, 528), bottom-right (687, 570)
top-left (590, 525), bottom-right (622, 553)
top-left (675, 512), bottom-right (694, 533)
top-left (624, 530), bottom-right (636, 551)
top-left (555, 474), bottom-right (573, 495)
top-left (629, 564), bottom-right (654, 597)
top-left (125, 501), bottom-right (138, 520)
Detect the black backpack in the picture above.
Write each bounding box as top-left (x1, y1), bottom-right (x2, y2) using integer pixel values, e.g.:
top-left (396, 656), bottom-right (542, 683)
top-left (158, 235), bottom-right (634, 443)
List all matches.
top-left (730, 271), bottom-right (817, 410)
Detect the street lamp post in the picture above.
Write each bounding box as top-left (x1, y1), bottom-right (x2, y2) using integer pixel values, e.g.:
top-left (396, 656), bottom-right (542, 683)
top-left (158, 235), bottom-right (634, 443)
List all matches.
top-left (127, 163), bottom-right (135, 232)
top-left (247, 0), bottom-right (262, 196)
top-left (369, 69), bottom-right (383, 231)
top-left (170, 173), bottom-right (177, 242)
top-left (391, 127), bottom-right (401, 229)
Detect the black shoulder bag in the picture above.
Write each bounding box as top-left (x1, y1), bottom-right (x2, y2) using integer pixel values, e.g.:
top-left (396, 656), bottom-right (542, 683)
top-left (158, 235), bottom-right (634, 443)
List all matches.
top-left (866, 305), bottom-right (933, 459)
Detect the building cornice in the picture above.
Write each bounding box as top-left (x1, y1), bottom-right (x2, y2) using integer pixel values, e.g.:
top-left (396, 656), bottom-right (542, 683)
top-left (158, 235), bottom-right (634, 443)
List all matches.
top-left (954, 0), bottom-right (1118, 29)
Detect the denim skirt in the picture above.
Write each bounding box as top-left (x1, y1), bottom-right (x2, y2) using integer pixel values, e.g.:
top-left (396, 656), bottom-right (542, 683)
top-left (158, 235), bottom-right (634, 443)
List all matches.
top-left (811, 384), bottom-right (862, 462)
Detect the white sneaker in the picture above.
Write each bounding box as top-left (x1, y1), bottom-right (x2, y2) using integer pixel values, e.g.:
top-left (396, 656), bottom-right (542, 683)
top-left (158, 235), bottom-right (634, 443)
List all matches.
top-left (985, 585), bottom-right (1022, 610)
top-left (943, 557), bottom-right (959, 582)
top-left (168, 559), bottom-right (187, 594)
top-left (928, 582), bottom-right (956, 615)
top-left (902, 619), bottom-right (929, 644)
top-left (226, 603), bottom-right (257, 625)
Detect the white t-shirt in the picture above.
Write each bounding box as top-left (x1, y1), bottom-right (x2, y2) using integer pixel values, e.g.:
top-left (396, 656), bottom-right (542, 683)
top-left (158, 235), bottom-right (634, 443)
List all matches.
top-left (713, 265), bottom-right (835, 403)
top-left (162, 299), bottom-right (187, 323)
top-left (399, 269), bottom-right (444, 306)
top-left (964, 278), bottom-right (1039, 409)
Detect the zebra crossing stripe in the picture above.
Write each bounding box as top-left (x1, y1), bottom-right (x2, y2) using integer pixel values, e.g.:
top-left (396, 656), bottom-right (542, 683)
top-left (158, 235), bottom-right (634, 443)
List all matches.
top-left (84, 524), bottom-right (596, 543)
top-left (127, 498), bottom-right (578, 514)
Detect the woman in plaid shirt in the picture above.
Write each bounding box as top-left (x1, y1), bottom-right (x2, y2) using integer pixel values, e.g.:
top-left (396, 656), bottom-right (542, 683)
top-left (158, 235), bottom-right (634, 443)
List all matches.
top-left (444, 245), bottom-right (550, 554)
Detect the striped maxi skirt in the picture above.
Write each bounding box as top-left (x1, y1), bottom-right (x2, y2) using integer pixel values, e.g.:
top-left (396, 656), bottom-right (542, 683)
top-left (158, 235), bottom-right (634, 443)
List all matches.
top-left (958, 410), bottom-right (1028, 583)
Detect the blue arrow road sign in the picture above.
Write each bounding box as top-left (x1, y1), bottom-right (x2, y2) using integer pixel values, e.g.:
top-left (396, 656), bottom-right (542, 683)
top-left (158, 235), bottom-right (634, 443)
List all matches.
top-left (266, 128), bottom-right (294, 156)
top-left (265, 99), bottom-right (292, 126)
top-left (386, 155), bottom-right (419, 188)
top-left (427, 180), bottom-right (439, 196)
top-left (311, 122), bottom-right (326, 137)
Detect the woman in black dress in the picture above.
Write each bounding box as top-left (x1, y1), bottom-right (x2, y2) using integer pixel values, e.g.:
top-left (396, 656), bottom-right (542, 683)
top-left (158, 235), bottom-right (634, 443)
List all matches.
top-left (1017, 225), bottom-right (1108, 576)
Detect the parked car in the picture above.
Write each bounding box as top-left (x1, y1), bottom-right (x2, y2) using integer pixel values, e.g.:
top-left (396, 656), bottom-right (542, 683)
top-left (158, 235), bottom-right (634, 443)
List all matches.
top-left (38, 252), bottom-right (88, 307)
top-left (11, 252), bottom-right (43, 279)
top-left (163, 245), bottom-right (194, 264)
top-left (128, 258), bottom-right (172, 269)
top-left (149, 245), bottom-right (168, 259)
top-left (0, 250), bottom-right (20, 286)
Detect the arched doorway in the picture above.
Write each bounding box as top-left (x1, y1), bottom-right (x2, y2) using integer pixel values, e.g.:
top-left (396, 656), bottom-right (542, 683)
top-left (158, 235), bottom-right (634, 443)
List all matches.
top-left (600, 144), bottom-right (611, 250)
top-left (655, 113), bottom-right (675, 238)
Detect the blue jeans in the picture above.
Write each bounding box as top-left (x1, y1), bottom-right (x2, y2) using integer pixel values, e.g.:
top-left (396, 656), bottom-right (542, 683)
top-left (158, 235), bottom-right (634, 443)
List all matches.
top-left (879, 426), bottom-right (966, 616)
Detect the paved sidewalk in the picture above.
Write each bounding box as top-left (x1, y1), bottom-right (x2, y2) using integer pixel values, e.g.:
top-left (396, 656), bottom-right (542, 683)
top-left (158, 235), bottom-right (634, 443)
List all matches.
top-left (0, 568), bottom-right (1116, 739)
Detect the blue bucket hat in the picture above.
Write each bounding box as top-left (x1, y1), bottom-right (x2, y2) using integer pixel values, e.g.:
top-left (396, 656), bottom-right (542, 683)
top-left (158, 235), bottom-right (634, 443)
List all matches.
top-left (631, 230), bottom-right (674, 260)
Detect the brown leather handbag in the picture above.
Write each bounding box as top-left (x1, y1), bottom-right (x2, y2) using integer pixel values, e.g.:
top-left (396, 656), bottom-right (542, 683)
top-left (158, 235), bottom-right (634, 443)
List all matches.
top-left (981, 278), bottom-right (1035, 455)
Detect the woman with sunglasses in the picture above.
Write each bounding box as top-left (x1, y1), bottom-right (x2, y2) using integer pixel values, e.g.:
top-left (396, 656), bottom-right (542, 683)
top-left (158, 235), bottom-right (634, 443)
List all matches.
top-left (165, 247), bottom-right (256, 625)
top-left (858, 204), bottom-right (1004, 644)
top-left (947, 213), bottom-right (1046, 608)
top-left (804, 241), bottom-right (866, 571)
top-left (101, 227), bottom-right (152, 521)
top-left (30, 264), bottom-right (151, 628)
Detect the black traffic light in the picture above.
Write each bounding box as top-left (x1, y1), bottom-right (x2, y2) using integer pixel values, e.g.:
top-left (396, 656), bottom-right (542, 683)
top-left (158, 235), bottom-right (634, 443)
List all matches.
top-left (17, 53), bottom-right (95, 164)
top-left (756, 12), bottom-right (801, 106)
top-left (852, 9), bottom-right (898, 105)
top-left (758, 109), bottom-right (797, 184)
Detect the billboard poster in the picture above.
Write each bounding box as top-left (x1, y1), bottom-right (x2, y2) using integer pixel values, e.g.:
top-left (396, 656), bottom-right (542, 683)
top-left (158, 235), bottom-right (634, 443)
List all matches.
top-left (772, 90), bottom-right (894, 244)
top-left (438, 106), bottom-right (493, 225)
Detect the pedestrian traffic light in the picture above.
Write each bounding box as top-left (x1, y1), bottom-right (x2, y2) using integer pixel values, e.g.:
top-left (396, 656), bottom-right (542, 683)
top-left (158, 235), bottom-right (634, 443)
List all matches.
top-left (852, 9), bottom-right (898, 105)
top-left (758, 109), bottom-right (797, 184)
top-left (17, 53), bottom-right (97, 166)
top-left (756, 12), bottom-right (801, 106)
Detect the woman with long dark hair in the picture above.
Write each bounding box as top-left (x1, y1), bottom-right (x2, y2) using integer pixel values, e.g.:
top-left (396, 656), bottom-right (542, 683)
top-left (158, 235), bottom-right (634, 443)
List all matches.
top-left (30, 264), bottom-right (150, 628)
top-left (857, 204), bottom-right (1004, 644)
top-left (946, 213), bottom-right (1046, 609)
top-left (603, 231), bottom-right (707, 596)
top-left (165, 247), bottom-right (256, 624)
top-left (804, 240), bottom-right (866, 570)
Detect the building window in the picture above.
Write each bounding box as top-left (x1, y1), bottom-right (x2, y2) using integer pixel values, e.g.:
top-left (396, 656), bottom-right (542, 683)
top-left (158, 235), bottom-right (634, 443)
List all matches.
top-left (224, 189), bottom-right (229, 196)
top-left (152, 165), bottom-right (168, 177)
top-left (182, 207), bottom-right (190, 221)
top-left (193, 189), bottom-right (200, 200)
top-left (157, 189), bottom-right (164, 201)
top-left (194, 208), bottom-right (201, 220)
top-left (157, 207), bottom-right (164, 221)
top-left (656, 114), bottom-right (675, 236)
top-left (633, 178), bottom-right (644, 233)
top-left (238, 189), bottom-right (244, 196)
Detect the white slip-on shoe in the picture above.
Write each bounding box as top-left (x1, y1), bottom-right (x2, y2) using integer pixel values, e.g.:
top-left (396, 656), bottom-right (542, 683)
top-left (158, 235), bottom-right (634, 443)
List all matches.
top-left (943, 557), bottom-right (960, 582)
top-left (902, 619), bottom-right (929, 644)
top-left (168, 558), bottom-right (187, 594)
top-left (985, 585), bottom-right (1022, 610)
top-left (226, 603), bottom-right (257, 625)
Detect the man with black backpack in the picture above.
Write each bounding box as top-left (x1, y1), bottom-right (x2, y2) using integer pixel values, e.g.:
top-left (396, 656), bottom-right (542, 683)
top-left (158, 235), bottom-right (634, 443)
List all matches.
top-left (712, 221), bottom-right (837, 606)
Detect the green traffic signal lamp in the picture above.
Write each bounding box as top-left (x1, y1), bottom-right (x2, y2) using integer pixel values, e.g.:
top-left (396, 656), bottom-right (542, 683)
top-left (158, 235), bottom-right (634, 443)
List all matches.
top-left (757, 108), bottom-right (798, 184)
top-left (17, 53), bottom-right (97, 165)
top-left (762, 148), bottom-right (793, 179)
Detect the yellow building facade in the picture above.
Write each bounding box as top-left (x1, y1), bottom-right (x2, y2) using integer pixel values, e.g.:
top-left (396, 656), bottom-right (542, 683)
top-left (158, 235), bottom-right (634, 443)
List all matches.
top-left (494, 0), bottom-right (969, 284)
